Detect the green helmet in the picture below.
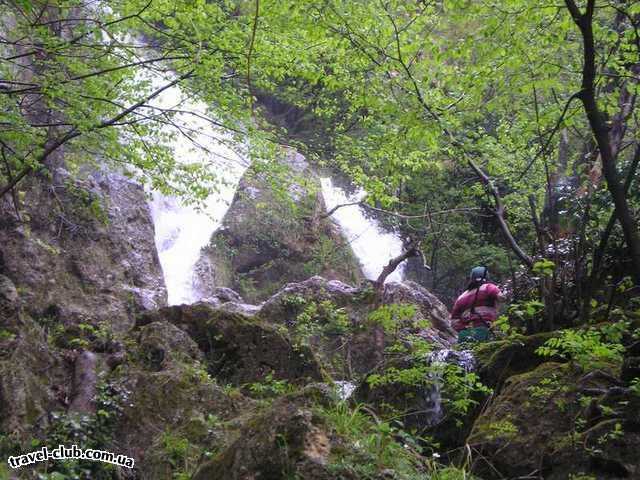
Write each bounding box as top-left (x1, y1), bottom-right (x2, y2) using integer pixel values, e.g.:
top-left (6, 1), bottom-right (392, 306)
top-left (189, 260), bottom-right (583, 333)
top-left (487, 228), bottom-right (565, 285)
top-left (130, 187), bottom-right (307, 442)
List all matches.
top-left (469, 266), bottom-right (488, 282)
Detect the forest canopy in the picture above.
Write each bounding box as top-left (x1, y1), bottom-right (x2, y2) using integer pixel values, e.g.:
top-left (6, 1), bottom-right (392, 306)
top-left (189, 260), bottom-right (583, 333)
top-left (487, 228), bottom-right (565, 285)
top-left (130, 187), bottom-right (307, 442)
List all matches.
top-left (1, 0), bottom-right (639, 326)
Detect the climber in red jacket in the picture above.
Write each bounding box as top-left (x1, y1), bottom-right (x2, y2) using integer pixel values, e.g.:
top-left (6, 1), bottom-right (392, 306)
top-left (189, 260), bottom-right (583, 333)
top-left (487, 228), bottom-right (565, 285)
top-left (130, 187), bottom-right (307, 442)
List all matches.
top-left (451, 266), bottom-right (503, 342)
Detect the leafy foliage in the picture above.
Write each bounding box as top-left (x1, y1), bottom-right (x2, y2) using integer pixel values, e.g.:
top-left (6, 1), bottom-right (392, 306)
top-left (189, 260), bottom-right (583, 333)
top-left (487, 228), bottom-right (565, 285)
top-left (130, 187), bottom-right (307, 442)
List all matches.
top-left (536, 324), bottom-right (628, 370)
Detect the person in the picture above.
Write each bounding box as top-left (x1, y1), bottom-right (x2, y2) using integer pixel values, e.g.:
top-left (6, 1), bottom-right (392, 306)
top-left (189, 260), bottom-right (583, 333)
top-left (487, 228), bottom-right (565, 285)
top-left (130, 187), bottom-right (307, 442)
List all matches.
top-left (451, 266), bottom-right (503, 343)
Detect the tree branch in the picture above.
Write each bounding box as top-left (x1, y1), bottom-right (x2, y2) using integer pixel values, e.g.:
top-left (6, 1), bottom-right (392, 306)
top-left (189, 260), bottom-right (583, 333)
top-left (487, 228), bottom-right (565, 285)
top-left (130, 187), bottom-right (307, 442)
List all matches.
top-left (0, 71), bottom-right (194, 198)
top-left (373, 239), bottom-right (422, 288)
top-left (468, 159), bottom-right (534, 268)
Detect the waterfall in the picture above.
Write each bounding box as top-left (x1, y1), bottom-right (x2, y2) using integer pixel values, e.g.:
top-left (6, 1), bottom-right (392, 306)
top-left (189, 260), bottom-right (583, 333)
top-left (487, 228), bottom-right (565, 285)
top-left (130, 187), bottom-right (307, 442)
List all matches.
top-left (144, 80), bottom-right (248, 305)
top-left (319, 177), bottom-right (405, 283)
top-left (334, 380), bottom-right (356, 401)
top-left (139, 78), bottom-right (407, 303)
top-left (422, 349), bottom-right (475, 427)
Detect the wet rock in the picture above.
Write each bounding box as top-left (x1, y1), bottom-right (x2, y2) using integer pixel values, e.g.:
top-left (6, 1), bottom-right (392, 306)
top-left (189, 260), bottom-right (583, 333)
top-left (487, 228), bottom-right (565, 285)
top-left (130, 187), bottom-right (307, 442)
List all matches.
top-left (208, 287), bottom-right (244, 304)
top-left (355, 349), bottom-right (481, 451)
top-left (68, 350), bottom-right (98, 414)
top-left (137, 302), bottom-right (323, 386)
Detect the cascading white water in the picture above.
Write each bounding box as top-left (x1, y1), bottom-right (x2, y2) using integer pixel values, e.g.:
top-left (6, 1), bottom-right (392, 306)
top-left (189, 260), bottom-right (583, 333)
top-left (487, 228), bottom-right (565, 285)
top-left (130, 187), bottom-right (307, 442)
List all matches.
top-left (138, 75), bottom-right (407, 303)
top-left (320, 177), bottom-right (405, 282)
top-left (423, 349), bottom-right (475, 427)
top-left (144, 81), bottom-right (249, 305)
top-left (333, 380), bottom-right (356, 401)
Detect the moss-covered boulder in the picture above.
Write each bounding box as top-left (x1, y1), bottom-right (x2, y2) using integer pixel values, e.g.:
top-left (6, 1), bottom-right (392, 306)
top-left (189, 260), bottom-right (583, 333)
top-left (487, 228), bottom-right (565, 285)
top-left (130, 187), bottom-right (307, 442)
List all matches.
top-left (0, 172), bottom-right (166, 333)
top-left (193, 385), bottom-right (439, 480)
top-left (137, 302), bottom-right (324, 386)
top-left (114, 359), bottom-right (251, 479)
top-left (473, 332), bottom-right (559, 389)
top-left (192, 392), bottom-right (336, 480)
top-left (137, 321), bottom-right (203, 371)
top-left (195, 150), bottom-right (363, 303)
top-left (468, 362), bottom-right (640, 479)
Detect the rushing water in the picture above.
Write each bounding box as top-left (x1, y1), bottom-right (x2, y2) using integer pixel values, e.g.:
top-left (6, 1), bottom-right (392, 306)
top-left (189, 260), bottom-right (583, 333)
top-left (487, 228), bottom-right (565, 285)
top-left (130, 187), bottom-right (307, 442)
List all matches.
top-left (142, 82), bottom-right (407, 303)
top-left (320, 177), bottom-right (405, 283)
top-left (422, 349), bottom-right (475, 427)
top-left (144, 81), bottom-right (249, 305)
top-left (334, 380), bottom-right (357, 401)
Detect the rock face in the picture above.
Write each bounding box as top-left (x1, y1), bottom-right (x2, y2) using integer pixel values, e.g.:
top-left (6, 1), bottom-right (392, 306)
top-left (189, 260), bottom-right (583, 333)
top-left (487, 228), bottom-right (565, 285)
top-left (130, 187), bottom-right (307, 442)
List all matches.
top-left (193, 391), bottom-right (336, 480)
top-left (0, 171), bottom-right (166, 332)
top-left (195, 150), bottom-right (363, 303)
top-left (0, 316), bottom-right (68, 438)
top-left (472, 332), bottom-right (559, 390)
top-left (113, 316), bottom-right (254, 479)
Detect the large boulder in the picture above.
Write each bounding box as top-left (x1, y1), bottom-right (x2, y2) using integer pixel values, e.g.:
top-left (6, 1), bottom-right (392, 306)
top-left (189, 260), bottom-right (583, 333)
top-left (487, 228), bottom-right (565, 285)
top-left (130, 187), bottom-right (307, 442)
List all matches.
top-left (112, 318), bottom-right (253, 479)
top-left (195, 150), bottom-right (363, 303)
top-left (137, 302), bottom-right (324, 386)
top-left (468, 362), bottom-right (640, 479)
top-left (473, 332), bottom-right (559, 390)
top-left (257, 276), bottom-right (455, 379)
top-left (382, 281), bottom-right (457, 339)
top-left (260, 277), bottom-right (454, 343)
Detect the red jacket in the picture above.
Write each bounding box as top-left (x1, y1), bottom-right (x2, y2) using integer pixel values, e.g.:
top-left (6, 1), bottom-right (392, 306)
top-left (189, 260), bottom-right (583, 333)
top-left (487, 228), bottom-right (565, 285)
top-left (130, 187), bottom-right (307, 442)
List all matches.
top-left (451, 282), bottom-right (501, 331)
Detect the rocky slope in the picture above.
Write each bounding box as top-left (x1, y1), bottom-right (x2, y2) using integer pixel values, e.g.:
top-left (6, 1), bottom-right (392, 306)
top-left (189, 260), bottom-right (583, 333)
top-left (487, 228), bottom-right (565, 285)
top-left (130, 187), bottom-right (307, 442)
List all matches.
top-left (2, 168), bottom-right (639, 480)
top-left (1, 268), bottom-right (458, 479)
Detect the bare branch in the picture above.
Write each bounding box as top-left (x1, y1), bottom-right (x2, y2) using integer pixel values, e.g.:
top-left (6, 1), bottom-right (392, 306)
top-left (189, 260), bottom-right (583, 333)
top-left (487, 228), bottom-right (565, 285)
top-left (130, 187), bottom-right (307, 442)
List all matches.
top-left (468, 159), bottom-right (534, 268)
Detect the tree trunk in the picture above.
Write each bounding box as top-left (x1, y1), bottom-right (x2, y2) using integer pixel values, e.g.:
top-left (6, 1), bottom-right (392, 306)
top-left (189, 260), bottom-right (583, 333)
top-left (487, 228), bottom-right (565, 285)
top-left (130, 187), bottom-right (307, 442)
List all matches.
top-left (565, 0), bottom-right (640, 284)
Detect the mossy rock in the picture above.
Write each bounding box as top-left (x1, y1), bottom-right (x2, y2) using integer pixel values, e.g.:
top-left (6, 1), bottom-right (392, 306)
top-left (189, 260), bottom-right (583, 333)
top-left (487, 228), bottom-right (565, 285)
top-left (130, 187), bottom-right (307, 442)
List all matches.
top-left (114, 361), bottom-right (252, 479)
top-left (468, 361), bottom-right (640, 479)
top-left (137, 303), bottom-right (324, 386)
top-left (473, 332), bottom-right (560, 389)
top-left (196, 151), bottom-right (363, 303)
top-left (113, 319), bottom-right (256, 480)
top-left (137, 321), bottom-right (203, 371)
top-left (0, 317), bottom-right (67, 440)
top-left (193, 395), bottom-right (335, 480)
